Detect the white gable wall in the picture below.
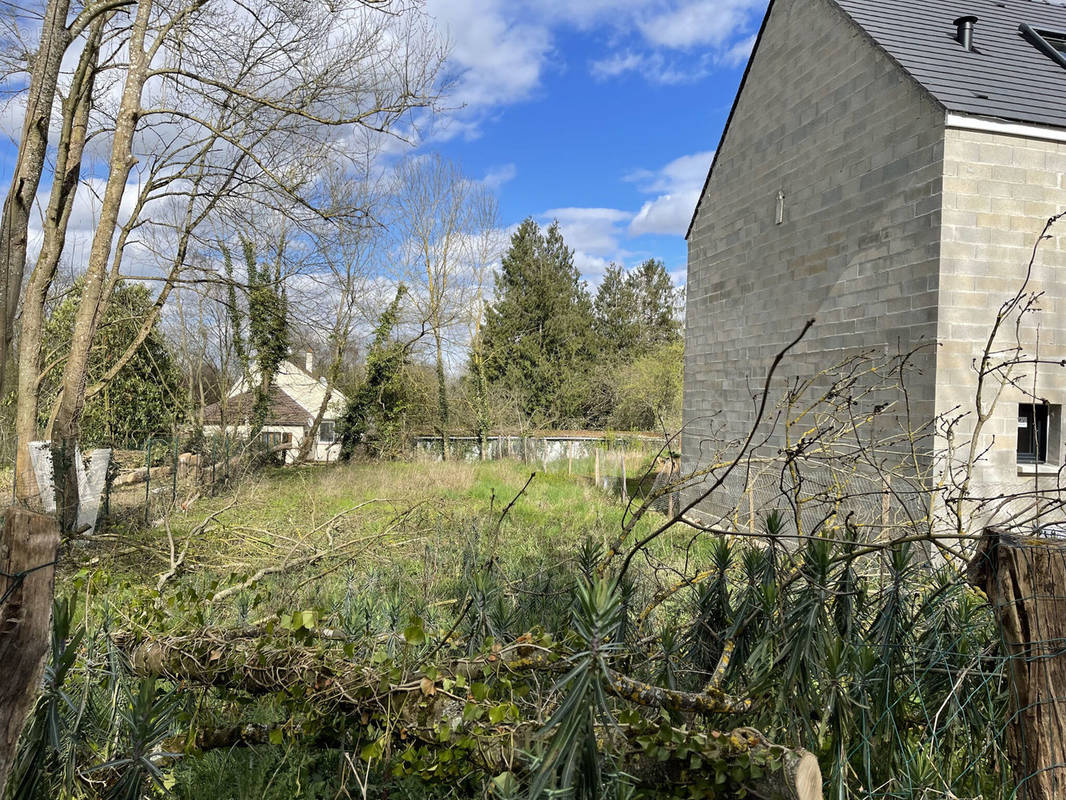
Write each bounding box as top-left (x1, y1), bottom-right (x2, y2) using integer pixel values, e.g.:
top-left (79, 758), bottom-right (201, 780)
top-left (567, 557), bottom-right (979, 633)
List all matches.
top-left (227, 360), bottom-right (347, 420)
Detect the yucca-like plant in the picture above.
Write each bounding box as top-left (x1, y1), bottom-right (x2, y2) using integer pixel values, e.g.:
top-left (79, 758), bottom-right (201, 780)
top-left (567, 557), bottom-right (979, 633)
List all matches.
top-left (90, 678), bottom-right (180, 800)
top-left (530, 576), bottom-right (622, 799)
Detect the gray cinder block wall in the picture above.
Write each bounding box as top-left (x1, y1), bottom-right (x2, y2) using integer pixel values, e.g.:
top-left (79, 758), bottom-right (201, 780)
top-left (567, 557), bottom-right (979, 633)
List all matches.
top-left (936, 128), bottom-right (1066, 514)
top-left (683, 0), bottom-right (945, 515)
top-left (684, 0), bottom-right (1066, 528)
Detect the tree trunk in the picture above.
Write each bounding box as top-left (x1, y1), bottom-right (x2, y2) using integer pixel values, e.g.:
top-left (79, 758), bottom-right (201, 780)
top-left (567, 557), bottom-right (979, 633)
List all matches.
top-left (434, 331), bottom-right (448, 461)
top-left (0, 508), bottom-right (61, 795)
top-left (46, 0), bottom-right (152, 530)
top-left (748, 748), bottom-right (823, 800)
top-left (14, 17), bottom-right (103, 506)
top-left (0, 0), bottom-right (73, 398)
top-left (968, 528), bottom-right (1066, 800)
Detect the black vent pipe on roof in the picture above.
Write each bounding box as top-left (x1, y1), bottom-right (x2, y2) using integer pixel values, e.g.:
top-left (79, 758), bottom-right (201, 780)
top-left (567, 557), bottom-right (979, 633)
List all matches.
top-left (954, 15), bottom-right (979, 51)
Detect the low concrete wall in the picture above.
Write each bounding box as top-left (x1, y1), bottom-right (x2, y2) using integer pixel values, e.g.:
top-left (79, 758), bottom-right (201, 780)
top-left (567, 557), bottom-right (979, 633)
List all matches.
top-left (411, 434), bottom-right (662, 465)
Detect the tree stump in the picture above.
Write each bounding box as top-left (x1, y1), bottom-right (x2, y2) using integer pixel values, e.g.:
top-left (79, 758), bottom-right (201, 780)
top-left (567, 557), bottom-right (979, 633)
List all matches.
top-left (0, 507), bottom-right (60, 795)
top-left (968, 528), bottom-right (1066, 800)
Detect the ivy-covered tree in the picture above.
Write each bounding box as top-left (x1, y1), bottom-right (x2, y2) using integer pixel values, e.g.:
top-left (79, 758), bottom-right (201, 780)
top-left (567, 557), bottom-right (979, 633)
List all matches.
top-left (336, 285), bottom-right (411, 459)
top-left (223, 238), bottom-right (289, 436)
top-left (39, 281), bottom-right (184, 445)
top-left (481, 219), bottom-right (595, 427)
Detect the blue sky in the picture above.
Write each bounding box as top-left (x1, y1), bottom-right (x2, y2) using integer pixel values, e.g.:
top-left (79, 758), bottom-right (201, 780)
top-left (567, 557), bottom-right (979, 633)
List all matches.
top-left (414, 0), bottom-right (769, 285)
top-left (0, 0), bottom-right (768, 290)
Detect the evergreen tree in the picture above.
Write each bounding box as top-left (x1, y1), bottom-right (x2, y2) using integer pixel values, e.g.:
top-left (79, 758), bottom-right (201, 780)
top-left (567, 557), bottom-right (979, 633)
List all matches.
top-left (627, 258), bottom-right (680, 351)
top-left (593, 263), bottom-right (640, 358)
top-left (481, 218), bottom-right (595, 427)
top-left (39, 281), bottom-right (184, 445)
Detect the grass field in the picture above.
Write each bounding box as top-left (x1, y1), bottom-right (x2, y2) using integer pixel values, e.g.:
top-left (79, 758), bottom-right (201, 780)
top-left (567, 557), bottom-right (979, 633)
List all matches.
top-left (67, 456), bottom-right (684, 639)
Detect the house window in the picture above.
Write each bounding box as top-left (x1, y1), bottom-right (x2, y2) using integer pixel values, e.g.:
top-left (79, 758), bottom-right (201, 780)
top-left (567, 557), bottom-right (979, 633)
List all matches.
top-left (319, 421), bottom-right (336, 443)
top-left (1018, 403), bottom-right (1061, 464)
top-left (260, 431), bottom-right (292, 448)
top-left (1020, 24), bottom-right (1066, 69)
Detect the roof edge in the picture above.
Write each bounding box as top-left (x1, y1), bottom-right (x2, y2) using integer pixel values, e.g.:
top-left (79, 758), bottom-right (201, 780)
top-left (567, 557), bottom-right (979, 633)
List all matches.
top-left (685, 0), bottom-right (947, 241)
top-left (685, 0), bottom-right (777, 241)
top-left (946, 111), bottom-right (1066, 142)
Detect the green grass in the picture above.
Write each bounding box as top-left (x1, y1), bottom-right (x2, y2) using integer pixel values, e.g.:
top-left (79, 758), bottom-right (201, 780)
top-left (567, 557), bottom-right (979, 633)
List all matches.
top-left (65, 457), bottom-right (686, 637)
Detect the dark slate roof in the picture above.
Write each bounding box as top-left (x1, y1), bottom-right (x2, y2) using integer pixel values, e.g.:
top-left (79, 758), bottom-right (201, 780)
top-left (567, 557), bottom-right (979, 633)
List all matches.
top-left (203, 386), bottom-right (310, 426)
top-left (835, 0), bottom-right (1066, 128)
top-left (686, 0), bottom-right (1066, 239)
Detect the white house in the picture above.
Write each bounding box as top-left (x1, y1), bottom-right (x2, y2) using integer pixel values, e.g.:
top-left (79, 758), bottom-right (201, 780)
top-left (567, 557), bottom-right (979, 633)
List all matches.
top-left (202, 353), bottom-right (347, 463)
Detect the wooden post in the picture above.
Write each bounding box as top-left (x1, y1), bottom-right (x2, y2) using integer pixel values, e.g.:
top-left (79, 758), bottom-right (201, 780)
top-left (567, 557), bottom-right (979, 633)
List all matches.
top-left (568, 441), bottom-right (573, 476)
top-left (748, 486), bottom-right (756, 532)
top-left (968, 529), bottom-right (1066, 800)
top-left (594, 448), bottom-right (601, 487)
top-left (620, 447), bottom-right (628, 503)
top-left (0, 507), bottom-right (61, 794)
top-left (881, 475), bottom-right (891, 534)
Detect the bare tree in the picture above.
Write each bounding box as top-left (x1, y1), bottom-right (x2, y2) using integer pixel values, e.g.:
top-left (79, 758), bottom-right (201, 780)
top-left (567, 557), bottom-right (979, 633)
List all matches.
top-left (0, 0), bottom-right (445, 790)
top-left (390, 155), bottom-right (497, 458)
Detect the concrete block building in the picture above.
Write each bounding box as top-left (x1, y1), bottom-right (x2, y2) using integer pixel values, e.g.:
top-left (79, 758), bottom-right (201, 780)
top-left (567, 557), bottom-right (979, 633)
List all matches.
top-left (684, 0), bottom-right (1066, 521)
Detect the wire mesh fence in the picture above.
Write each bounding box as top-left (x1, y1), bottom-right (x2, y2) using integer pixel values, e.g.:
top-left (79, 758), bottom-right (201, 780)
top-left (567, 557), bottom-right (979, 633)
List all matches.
top-left (1, 429), bottom-right (262, 532)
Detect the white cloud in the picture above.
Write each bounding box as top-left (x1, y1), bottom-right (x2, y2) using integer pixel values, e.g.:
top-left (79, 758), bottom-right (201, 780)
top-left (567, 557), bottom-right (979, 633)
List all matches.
top-left (638, 0), bottom-right (763, 49)
top-left (720, 33), bottom-right (757, 67)
top-left (426, 0), bottom-right (552, 117)
top-left (544, 207), bottom-right (632, 256)
top-left (626, 150), bottom-right (714, 237)
top-left (588, 50), bottom-right (699, 84)
top-left (419, 0), bottom-right (766, 139)
top-left (590, 51), bottom-right (645, 80)
top-left (482, 163), bottom-right (517, 190)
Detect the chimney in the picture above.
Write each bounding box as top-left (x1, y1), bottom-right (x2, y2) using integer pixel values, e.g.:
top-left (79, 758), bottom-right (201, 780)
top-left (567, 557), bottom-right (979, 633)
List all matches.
top-left (954, 15), bottom-right (978, 51)
top-left (305, 350), bottom-right (313, 374)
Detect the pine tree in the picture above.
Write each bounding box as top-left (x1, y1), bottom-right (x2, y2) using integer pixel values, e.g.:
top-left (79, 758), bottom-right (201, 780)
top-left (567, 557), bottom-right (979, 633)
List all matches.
top-left (482, 218), bottom-right (595, 427)
top-left (626, 258), bottom-right (680, 352)
top-left (593, 263), bottom-right (640, 358)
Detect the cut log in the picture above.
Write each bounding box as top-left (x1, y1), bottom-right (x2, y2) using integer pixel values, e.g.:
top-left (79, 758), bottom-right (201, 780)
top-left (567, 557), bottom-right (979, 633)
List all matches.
top-left (749, 746), bottom-right (822, 800)
top-left (0, 507), bottom-right (60, 795)
top-left (968, 528), bottom-right (1066, 800)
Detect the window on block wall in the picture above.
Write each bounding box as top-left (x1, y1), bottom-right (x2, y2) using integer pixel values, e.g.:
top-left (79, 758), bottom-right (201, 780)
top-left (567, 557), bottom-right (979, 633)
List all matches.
top-left (1018, 402), bottom-right (1060, 465)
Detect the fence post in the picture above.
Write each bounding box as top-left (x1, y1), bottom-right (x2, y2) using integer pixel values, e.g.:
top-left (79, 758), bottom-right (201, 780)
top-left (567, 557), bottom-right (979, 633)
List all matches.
top-left (0, 507), bottom-right (60, 793)
top-left (171, 435), bottom-right (179, 509)
top-left (969, 528), bottom-right (1066, 800)
top-left (144, 440), bottom-right (152, 527)
top-left (619, 444), bottom-right (628, 503)
top-left (594, 447), bottom-right (601, 488)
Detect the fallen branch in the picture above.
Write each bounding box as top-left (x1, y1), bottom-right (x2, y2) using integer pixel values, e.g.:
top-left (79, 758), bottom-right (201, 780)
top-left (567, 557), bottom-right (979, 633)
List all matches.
top-left (120, 629), bottom-right (816, 797)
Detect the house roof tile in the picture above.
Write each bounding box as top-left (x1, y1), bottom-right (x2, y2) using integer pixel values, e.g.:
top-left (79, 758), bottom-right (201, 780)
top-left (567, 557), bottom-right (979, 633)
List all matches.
top-left (203, 386), bottom-right (310, 426)
top-left (835, 0), bottom-right (1066, 128)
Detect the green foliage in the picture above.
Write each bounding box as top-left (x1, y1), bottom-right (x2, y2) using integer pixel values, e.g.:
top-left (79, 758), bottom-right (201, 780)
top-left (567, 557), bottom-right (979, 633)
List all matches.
top-left (337, 285), bottom-right (410, 458)
top-left (481, 218), bottom-right (596, 427)
top-left (594, 259), bottom-right (680, 361)
top-left (530, 576), bottom-right (622, 798)
top-left (39, 281), bottom-right (183, 445)
top-left (30, 461), bottom-right (1012, 800)
top-left (605, 340), bottom-right (683, 431)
